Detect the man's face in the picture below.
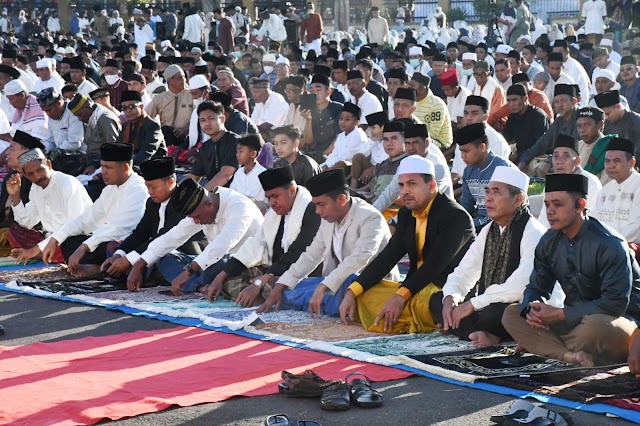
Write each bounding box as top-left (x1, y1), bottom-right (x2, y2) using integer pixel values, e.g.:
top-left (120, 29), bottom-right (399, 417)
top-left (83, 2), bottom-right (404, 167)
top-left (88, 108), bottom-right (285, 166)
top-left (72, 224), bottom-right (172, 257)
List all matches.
top-left (547, 61), bottom-right (563, 80)
top-left (386, 78), bottom-right (404, 98)
top-left (576, 117), bottom-right (601, 143)
top-left (189, 200), bottom-right (217, 225)
top-left (122, 100), bottom-right (143, 121)
top-left (522, 49), bottom-right (535, 64)
top-left (536, 48), bottom-right (548, 62)
top-left (605, 150), bottom-right (635, 183)
top-left (69, 68), bottom-right (85, 84)
top-left (507, 57), bottom-right (519, 73)
top-left (312, 193), bottom-right (345, 223)
top-left (462, 60), bottom-right (475, 70)
top-left (506, 94), bottom-right (526, 114)
top-left (399, 173), bottom-right (433, 211)
top-left (553, 95), bottom-right (573, 117)
top-left (347, 78), bottom-right (365, 97)
top-left (473, 68), bottom-right (488, 86)
top-left (593, 77), bottom-right (614, 94)
top-left (484, 182), bottom-right (518, 223)
top-left (552, 147), bottom-right (579, 174)
top-left (393, 98), bottom-right (416, 119)
top-left (442, 84), bottom-right (457, 98)
top-left (216, 73), bottom-right (233, 91)
top-left (533, 79), bottom-right (548, 92)
top-left (404, 136), bottom-right (426, 156)
top-left (593, 54), bottom-right (609, 69)
top-left (128, 81), bottom-right (146, 93)
top-left (332, 68), bottom-right (347, 84)
top-left (273, 133), bottom-right (297, 159)
top-left (100, 160), bottom-right (128, 186)
top-left (6, 141), bottom-right (28, 170)
top-left (620, 64), bottom-right (639, 82)
top-left (463, 105), bottom-right (487, 126)
top-left (199, 109), bottom-right (224, 136)
top-left (382, 131), bottom-right (405, 157)
top-left (41, 100), bottom-right (65, 120)
top-left (544, 191), bottom-right (581, 232)
top-left (431, 60), bottom-right (446, 76)
top-left (145, 177), bottom-right (174, 204)
top-left (603, 105), bottom-right (624, 123)
top-left (37, 66), bottom-right (51, 81)
top-left (284, 83), bottom-right (303, 104)
top-left (21, 159), bottom-right (52, 189)
top-left (459, 142), bottom-right (485, 166)
top-left (446, 47), bottom-right (458, 63)
top-left (167, 73), bottom-right (186, 92)
top-left (266, 185), bottom-right (296, 216)
top-left (189, 88), bottom-right (205, 102)
top-left (7, 92), bottom-right (27, 110)
top-left (59, 63), bottom-right (70, 75)
top-left (276, 63), bottom-right (289, 79)
top-left (250, 86), bottom-right (269, 103)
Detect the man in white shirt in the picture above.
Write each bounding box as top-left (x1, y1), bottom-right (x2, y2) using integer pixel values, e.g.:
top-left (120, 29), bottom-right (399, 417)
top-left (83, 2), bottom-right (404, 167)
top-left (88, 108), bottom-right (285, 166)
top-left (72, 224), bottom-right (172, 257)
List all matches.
top-left (552, 40), bottom-right (590, 107)
top-left (346, 69), bottom-right (383, 130)
top-left (592, 48), bottom-right (620, 80)
top-left (581, 0), bottom-right (607, 46)
top-left (321, 103), bottom-right (370, 170)
top-left (32, 58), bottom-right (65, 94)
top-left (8, 147), bottom-right (92, 264)
top-left (249, 78), bottom-right (288, 136)
top-left (182, 9), bottom-right (206, 45)
top-left (42, 143), bottom-right (149, 278)
top-left (408, 46), bottom-right (431, 76)
top-left (69, 59), bottom-right (98, 97)
top-left (441, 68), bottom-right (470, 129)
top-left (187, 74), bottom-right (211, 149)
top-left (544, 52), bottom-right (576, 106)
top-left (140, 59), bottom-right (166, 96)
top-left (256, 10), bottom-right (287, 50)
top-left (127, 179), bottom-right (263, 295)
top-left (591, 138), bottom-right (640, 245)
top-left (36, 87), bottom-right (85, 153)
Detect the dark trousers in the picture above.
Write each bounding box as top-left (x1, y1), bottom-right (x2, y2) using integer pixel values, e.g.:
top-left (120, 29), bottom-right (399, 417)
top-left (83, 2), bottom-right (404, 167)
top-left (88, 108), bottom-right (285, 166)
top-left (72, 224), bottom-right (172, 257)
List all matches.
top-left (60, 235), bottom-right (109, 266)
top-left (429, 291), bottom-right (511, 341)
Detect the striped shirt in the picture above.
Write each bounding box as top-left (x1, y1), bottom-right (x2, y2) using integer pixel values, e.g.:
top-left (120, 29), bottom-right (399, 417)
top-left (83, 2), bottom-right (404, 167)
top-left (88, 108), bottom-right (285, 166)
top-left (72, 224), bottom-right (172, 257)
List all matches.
top-left (414, 92), bottom-right (452, 148)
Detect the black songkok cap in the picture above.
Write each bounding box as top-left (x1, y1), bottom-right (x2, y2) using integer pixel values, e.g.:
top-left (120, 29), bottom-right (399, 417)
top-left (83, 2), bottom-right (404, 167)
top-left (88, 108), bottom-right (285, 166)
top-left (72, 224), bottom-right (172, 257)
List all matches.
top-left (12, 130), bottom-right (45, 150)
top-left (548, 52), bottom-right (564, 63)
top-left (172, 178), bottom-right (206, 215)
top-left (313, 64), bottom-right (332, 78)
top-left (621, 56), bottom-right (637, 67)
top-left (140, 157), bottom-right (175, 181)
top-left (2, 49), bottom-right (16, 59)
top-left (432, 52), bottom-right (447, 62)
top-left (209, 90), bottom-right (233, 107)
top-left (607, 137), bottom-right (635, 155)
top-left (105, 59), bottom-right (120, 69)
top-left (594, 90), bottom-right (621, 108)
top-left (507, 50), bottom-right (521, 60)
top-left (69, 58), bottom-right (86, 70)
top-left (305, 169), bottom-right (347, 197)
top-left (511, 73), bottom-right (530, 84)
top-left (346, 70), bottom-right (364, 80)
top-left (366, 111), bottom-right (388, 127)
top-left (121, 90), bottom-right (142, 103)
top-left (193, 65), bottom-right (209, 75)
top-left (158, 56), bottom-right (172, 64)
top-left (341, 102), bottom-right (361, 119)
top-left (580, 42), bottom-right (593, 50)
top-left (465, 95), bottom-right (489, 111)
top-left (411, 72), bottom-right (430, 88)
top-left (578, 106), bottom-right (604, 122)
top-left (259, 165), bottom-right (295, 191)
top-left (455, 123), bottom-right (486, 146)
top-left (554, 134), bottom-right (578, 152)
top-left (101, 142), bottom-right (133, 162)
top-left (404, 123), bottom-right (428, 139)
top-left (286, 76), bottom-right (306, 88)
top-left (554, 84), bottom-right (576, 98)
top-left (545, 173), bottom-right (588, 195)
top-left (383, 120), bottom-right (405, 134)
top-left (311, 73), bottom-right (331, 87)
top-left (332, 60), bottom-right (348, 70)
top-left (554, 39), bottom-right (568, 49)
top-left (387, 68), bottom-right (408, 82)
top-left (141, 59), bottom-right (157, 70)
top-left (0, 64), bottom-right (20, 79)
top-left (507, 84), bottom-right (526, 97)
top-left (237, 134), bottom-right (264, 152)
top-left (394, 87), bottom-right (416, 101)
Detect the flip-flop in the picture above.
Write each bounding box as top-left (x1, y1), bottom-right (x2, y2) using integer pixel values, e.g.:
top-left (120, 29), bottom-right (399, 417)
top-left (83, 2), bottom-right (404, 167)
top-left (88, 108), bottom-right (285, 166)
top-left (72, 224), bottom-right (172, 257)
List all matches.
top-left (346, 372), bottom-right (384, 408)
top-left (320, 383), bottom-right (352, 411)
top-left (506, 407), bottom-right (572, 426)
top-left (490, 400), bottom-right (536, 424)
top-left (261, 413), bottom-right (290, 426)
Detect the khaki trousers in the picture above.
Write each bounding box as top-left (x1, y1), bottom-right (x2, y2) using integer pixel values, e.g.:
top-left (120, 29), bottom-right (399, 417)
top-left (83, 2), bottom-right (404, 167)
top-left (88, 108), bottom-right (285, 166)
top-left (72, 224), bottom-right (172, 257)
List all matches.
top-left (349, 153), bottom-right (373, 187)
top-left (502, 304), bottom-right (637, 365)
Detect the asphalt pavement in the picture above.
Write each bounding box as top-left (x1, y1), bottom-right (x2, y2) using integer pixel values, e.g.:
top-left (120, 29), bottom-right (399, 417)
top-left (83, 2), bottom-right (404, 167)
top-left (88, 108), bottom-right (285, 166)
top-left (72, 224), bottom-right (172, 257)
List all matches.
top-left (0, 290), bottom-right (636, 426)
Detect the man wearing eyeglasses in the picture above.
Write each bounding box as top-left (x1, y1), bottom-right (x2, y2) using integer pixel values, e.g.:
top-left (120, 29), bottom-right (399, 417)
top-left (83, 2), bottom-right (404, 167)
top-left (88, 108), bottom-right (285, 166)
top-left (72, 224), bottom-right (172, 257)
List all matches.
top-left (619, 56), bottom-right (640, 114)
top-left (470, 61), bottom-right (506, 115)
top-left (116, 90), bottom-right (167, 166)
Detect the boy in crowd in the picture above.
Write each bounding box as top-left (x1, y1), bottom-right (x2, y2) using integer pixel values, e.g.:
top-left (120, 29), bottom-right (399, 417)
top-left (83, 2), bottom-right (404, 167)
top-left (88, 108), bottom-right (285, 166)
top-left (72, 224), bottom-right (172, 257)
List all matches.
top-left (230, 134), bottom-right (267, 205)
top-left (349, 111), bottom-right (389, 189)
top-left (320, 102), bottom-right (370, 171)
top-left (272, 124), bottom-right (321, 186)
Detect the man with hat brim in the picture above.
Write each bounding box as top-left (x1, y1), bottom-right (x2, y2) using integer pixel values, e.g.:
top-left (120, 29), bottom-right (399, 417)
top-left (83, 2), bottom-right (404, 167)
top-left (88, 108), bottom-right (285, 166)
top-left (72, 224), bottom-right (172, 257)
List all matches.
top-left (249, 76), bottom-right (289, 138)
top-left (591, 138), bottom-right (640, 247)
top-left (471, 60), bottom-right (507, 117)
top-left (574, 105), bottom-right (616, 184)
top-left (33, 57), bottom-right (65, 94)
top-left (340, 155), bottom-right (474, 333)
top-left (127, 178), bottom-right (263, 296)
top-left (487, 72), bottom-right (554, 126)
top-left (542, 52), bottom-right (576, 107)
top-left (68, 58), bottom-right (98, 97)
top-left (345, 69), bottom-right (383, 131)
top-left (320, 102), bottom-right (370, 171)
top-left (552, 39), bottom-right (590, 108)
top-left (140, 59), bottom-right (167, 96)
top-left (7, 147), bottom-right (92, 265)
top-left (145, 63), bottom-right (194, 147)
top-left (441, 68), bottom-right (470, 129)
top-left (127, 74), bottom-right (152, 107)
top-left (271, 124), bottom-right (321, 186)
top-left (257, 169), bottom-right (397, 317)
top-left (457, 122), bottom-right (514, 230)
top-left (518, 84), bottom-right (581, 174)
top-left (502, 173), bottom-right (640, 368)
top-left (409, 70), bottom-right (453, 149)
top-left (502, 83), bottom-right (551, 164)
top-left (68, 93), bottom-right (122, 170)
top-left (619, 56), bottom-right (640, 113)
top-left (430, 166), bottom-right (547, 346)
top-left (37, 87), bottom-right (85, 154)
top-left (386, 68), bottom-right (409, 119)
top-left (41, 143), bottom-right (149, 278)
top-left (538, 134), bottom-right (602, 228)
top-left (116, 90), bottom-right (168, 166)
top-left (205, 165), bottom-right (322, 306)
top-left (101, 157), bottom-right (205, 283)
top-left (594, 90), bottom-right (640, 159)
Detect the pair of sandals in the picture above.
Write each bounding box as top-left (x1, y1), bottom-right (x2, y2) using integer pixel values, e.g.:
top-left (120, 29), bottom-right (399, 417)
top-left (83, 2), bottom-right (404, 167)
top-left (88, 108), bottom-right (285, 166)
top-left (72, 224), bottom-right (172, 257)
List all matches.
top-left (320, 372), bottom-right (384, 411)
top-left (261, 414), bottom-right (321, 426)
top-left (491, 400), bottom-right (572, 425)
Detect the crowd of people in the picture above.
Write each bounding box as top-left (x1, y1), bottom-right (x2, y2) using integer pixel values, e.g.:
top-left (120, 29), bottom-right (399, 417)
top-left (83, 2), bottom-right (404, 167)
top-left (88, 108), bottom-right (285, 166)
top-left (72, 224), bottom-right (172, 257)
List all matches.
top-left (1, 0), bottom-right (640, 375)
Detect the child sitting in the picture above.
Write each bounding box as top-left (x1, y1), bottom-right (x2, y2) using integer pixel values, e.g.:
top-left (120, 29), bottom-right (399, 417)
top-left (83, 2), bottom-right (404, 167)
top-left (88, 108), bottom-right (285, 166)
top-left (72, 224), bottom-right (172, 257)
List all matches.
top-left (230, 134), bottom-right (267, 207)
top-left (349, 111), bottom-right (389, 189)
top-left (320, 102), bottom-right (371, 171)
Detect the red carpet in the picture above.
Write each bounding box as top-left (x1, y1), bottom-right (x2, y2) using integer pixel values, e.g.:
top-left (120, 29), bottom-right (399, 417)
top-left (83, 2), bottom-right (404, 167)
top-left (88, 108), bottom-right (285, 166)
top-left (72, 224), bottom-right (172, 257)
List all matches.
top-left (0, 326), bottom-right (412, 425)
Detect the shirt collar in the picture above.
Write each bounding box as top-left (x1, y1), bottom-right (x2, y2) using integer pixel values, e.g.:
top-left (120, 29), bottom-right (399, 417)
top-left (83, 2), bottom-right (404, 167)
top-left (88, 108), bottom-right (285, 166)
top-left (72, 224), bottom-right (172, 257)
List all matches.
top-left (412, 193), bottom-right (437, 220)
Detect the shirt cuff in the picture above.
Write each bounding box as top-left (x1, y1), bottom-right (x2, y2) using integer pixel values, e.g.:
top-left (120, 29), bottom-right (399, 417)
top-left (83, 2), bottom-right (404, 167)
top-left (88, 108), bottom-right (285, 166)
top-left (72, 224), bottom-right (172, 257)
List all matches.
top-left (37, 236), bottom-right (51, 253)
top-left (396, 286), bottom-right (412, 302)
top-left (140, 250), bottom-right (159, 266)
top-left (125, 251), bottom-right (141, 265)
top-left (50, 231), bottom-right (68, 246)
top-left (114, 249), bottom-right (127, 258)
top-left (348, 281), bottom-right (364, 297)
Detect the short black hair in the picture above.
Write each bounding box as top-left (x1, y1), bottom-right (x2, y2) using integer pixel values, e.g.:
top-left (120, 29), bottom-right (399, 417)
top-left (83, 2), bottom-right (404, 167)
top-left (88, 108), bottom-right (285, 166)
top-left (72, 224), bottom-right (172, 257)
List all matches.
top-left (197, 100), bottom-right (225, 116)
top-left (325, 186), bottom-right (349, 201)
top-left (272, 124), bottom-right (301, 141)
top-left (237, 134), bottom-right (264, 152)
top-left (495, 58), bottom-right (510, 68)
top-left (355, 59), bottom-right (373, 71)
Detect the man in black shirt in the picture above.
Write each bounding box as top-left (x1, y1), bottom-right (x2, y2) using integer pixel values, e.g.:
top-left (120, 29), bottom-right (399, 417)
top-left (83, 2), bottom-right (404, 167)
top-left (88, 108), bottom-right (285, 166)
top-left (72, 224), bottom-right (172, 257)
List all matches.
top-left (187, 101), bottom-right (239, 191)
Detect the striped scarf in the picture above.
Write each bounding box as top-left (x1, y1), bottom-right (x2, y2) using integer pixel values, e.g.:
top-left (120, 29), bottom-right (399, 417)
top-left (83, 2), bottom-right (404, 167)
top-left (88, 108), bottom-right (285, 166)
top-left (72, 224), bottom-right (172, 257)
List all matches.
top-left (13, 95), bottom-right (44, 127)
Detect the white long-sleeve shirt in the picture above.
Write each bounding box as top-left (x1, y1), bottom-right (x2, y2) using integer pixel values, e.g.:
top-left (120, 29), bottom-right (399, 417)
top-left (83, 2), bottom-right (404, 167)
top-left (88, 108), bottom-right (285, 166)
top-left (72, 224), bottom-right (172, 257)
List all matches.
top-left (183, 13), bottom-right (206, 44)
top-left (322, 128), bottom-right (370, 168)
top-left (140, 187), bottom-right (263, 270)
top-left (348, 90), bottom-right (383, 126)
top-left (134, 23), bottom-right (155, 47)
top-left (442, 216), bottom-right (547, 310)
top-left (51, 172), bottom-right (149, 252)
top-left (41, 103), bottom-right (85, 153)
top-left (250, 91), bottom-right (289, 127)
top-left (12, 171), bottom-right (93, 251)
top-left (230, 163), bottom-right (267, 202)
top-left (563, 57), bottom-right (591, 107)
top-left (257, 14), bottom-right (287, 42)
top-left (591, 170), bottom-right (640, 244)
top-left (32, 72), bottom-right (66, 95)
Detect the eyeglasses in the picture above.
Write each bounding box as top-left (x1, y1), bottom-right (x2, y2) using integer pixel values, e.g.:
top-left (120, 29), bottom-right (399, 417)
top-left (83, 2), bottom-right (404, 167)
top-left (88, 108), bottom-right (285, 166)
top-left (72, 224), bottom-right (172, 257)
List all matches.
top-left (620, 66), bottom-right (637, 73)
top-left (121, 103), bottom-right (142, 110)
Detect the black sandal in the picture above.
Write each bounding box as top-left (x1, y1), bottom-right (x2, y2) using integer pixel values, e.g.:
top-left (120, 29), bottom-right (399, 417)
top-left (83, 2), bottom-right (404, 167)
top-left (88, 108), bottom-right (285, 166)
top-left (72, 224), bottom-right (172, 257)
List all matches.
top-left (320, 383), bottom-right (352, 411)
top-left (346, 372), bottom-right (383, 408)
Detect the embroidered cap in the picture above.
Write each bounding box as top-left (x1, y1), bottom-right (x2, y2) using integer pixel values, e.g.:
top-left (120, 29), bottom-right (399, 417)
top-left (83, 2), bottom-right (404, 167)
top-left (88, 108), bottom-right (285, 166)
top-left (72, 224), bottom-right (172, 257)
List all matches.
top-left (489, 166), bottom-right (529, 192)
top-left (577, 106), bottom-right (604, 122)
top-left (17, 148), bottom-right (46, 168)
top-left (171, 178), bottom-right (206, 215)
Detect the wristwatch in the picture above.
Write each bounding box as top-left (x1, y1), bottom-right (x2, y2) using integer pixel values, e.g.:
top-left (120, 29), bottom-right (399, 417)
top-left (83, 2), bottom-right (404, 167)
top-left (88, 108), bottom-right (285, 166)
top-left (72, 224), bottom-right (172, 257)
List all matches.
top-left (183, 263), bottom-right (197, 276)
top-left (253, 279), bottom-right (263, 288)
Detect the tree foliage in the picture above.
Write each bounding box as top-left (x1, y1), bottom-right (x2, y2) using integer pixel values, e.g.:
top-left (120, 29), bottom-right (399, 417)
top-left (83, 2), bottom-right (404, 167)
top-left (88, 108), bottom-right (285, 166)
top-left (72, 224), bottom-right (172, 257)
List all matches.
top-left (472, 0), bottom-right (506, 22)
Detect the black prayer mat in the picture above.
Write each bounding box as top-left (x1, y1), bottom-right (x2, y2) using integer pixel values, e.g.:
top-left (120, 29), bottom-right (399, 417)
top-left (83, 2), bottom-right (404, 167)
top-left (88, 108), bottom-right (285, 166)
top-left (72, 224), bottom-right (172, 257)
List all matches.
top-left (486, 365), bottom-right (635, 403)
top-left (407, 346), bottom-right (584, 379)
top-left (15, 275), bottom-right (128, 295)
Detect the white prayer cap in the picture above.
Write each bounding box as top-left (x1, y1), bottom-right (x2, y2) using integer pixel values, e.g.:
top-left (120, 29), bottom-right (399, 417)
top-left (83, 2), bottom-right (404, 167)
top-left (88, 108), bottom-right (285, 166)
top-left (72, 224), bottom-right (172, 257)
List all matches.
top-left (133, 8), bottom-right (142, 14)
top-left (36, 58), bottom-right (51, 69)
top-left (55, 47), bottom-right (65, 54)
top-left (195, 58), bottom-right (207, 66)
top-left (518, 35), bottom-right (532, 43)
top-left (262, 54), bottom-right (276, 63)
top-left (4, 79), bottom-right (27, 96)
top-left (408, 46), bottom-right (422, 56)
top-left (496, 44), bottom-right (513, 55)
top-left (64, 46), bottom-right (76, 55)
top-left (600, 39), bottom-right (613, 47)
top-left (276, 56), bottom-right (290, 66)
top-left (235, 6), bottom-right (242, 12)
top-left (489, 166), bottom-right (529, 192)
top-left (398, 155), bottom-right (435, 177)
top-left (188, 74), bottom-right (210, 90)
top-left (592, 68), bottom-right (615, 82)
top-left (191, 47), bottom-right (202, 54)
top-left (462, 52), bottom-right (477, 61)
top-left (161, 40), bottom-right (172, 48)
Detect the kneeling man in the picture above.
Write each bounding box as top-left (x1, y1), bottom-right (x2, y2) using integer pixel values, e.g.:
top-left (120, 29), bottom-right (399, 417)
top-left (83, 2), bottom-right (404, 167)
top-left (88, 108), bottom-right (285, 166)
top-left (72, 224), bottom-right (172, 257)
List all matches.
top-left (340, 155), bottom-right (475, 333)
top-left (431, 166), bottom-right (546, 347)
top-left (502, 174), bottom-right (640, 367)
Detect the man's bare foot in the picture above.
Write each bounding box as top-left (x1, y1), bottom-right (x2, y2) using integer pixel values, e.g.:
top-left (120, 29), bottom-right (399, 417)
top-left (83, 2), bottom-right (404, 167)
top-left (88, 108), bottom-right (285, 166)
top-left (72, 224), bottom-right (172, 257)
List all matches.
top-left (469, 331), bottom-right (501, 348)
top-left (70, 264), bottom-right (101, 278)
top-left (563, 351), bottom-right (595, 367)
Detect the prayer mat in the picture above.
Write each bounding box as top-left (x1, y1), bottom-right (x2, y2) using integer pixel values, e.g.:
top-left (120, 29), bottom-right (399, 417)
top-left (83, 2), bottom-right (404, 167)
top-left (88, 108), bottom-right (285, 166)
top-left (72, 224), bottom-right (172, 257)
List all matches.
top-left (403, 346), bottom-right (584, 382)
top-left (0, 264), bottom-right (70, 283)
top-left (605, 397), bottom-right (640, 413)
top-left (0, 326), bottom-right (412, 425)
top-left (83, 287), bottom-right (205, 303)
top-left (487, 365), bottom-right (637, 403)
top-left (14, 277), bottom-right (128, 295)
top-left (335, 332), bottom-right (475, 356)
top-left (250, 320), bottom-right (382, 342)
top-left (0, 256), bottom-right (38, 267)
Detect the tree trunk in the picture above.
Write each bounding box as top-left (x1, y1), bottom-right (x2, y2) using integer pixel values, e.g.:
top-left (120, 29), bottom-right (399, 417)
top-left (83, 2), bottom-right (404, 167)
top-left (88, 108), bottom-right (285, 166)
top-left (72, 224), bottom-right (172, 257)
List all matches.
top-left (334, 0), bottom-right (349, 31)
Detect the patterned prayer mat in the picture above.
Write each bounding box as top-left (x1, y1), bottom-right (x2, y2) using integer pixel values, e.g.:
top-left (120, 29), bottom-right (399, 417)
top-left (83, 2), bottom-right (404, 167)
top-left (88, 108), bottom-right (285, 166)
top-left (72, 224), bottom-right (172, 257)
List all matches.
top-left (85, 287), bottom-right (204, 303)
top-left (0, 264), bottom-right (70, 283)
top-left (487, 365), bottom-right (637, 403)
top-left (335, 332), bottom-right (475, 356)
top-left (251, 320), bottom-right (382, 342)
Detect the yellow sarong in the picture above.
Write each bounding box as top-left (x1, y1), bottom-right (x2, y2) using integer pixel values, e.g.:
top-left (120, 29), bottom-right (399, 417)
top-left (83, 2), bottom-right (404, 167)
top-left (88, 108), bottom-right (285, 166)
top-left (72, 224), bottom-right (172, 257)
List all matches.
top-left (356, 280), bottom-right (441, 334)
